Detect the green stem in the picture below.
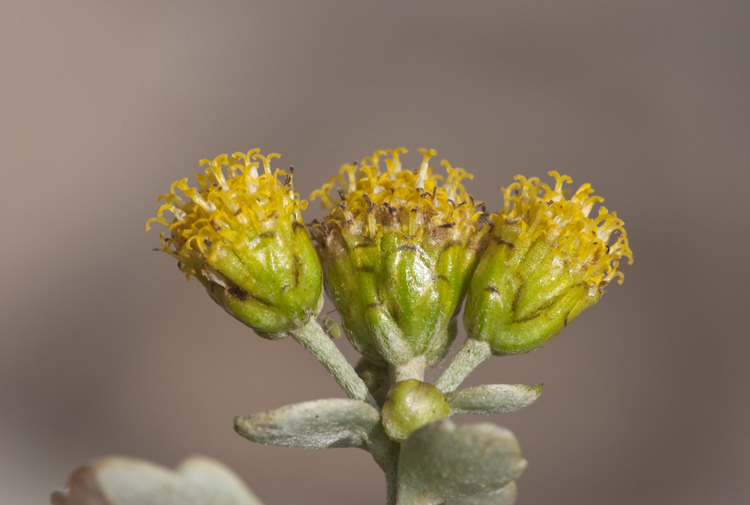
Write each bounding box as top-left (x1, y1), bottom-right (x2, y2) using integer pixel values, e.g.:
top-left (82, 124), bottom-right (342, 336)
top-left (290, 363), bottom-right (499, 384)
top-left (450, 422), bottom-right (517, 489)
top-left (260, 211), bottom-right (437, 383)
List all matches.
top-left (367, 425), bottom-right (400, 505)
top-left (292, 319), bottom-right (378, 408)
top-left (434, 339), bottom-right (491, 394)
top-left (386, 465), bottom-right (398, 505)
top-left (390, 355), bottom-right (426, 383)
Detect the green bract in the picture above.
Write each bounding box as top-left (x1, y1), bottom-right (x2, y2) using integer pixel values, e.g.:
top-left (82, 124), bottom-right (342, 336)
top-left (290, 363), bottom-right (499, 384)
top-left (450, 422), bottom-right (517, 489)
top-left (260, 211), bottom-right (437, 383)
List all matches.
top-left (200, 218), bottom-right (324, 339)
top-left (319, 227), bottom-right (480, 365)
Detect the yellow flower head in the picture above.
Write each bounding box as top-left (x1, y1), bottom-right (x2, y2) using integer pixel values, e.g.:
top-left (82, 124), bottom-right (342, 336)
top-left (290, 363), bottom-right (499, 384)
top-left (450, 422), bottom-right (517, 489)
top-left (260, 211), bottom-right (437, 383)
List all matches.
top-left (464, 171), bottom-right (633, 355)
top-left (494, 171), bottom-right (632, 289)
top-left (146, 150), bottom-right (306, 279)
top-left (311, 148), bottom-right (483, 244)
top-left (309, 149), bottom-right (489, 367)
top-left (146, 150), bottom-right (322, 338)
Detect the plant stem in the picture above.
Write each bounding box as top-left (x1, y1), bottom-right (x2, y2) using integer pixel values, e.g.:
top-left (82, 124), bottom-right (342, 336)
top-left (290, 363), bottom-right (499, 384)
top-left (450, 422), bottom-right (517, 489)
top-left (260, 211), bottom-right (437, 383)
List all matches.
top-left (391, 355), bottom-right (426, 383)
top-left (367, 425), bottom-right (401, 505)
top-left (292, 319), bottom-right (378, 407)
top-left (385, 465), bottom-right (398, 505)
top-left (434, 339), bottom-right (491, 394)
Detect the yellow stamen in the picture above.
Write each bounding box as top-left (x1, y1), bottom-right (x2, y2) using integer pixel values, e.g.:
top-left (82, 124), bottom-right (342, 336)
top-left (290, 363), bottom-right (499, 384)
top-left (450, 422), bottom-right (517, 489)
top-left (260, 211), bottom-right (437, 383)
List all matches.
top-left (253, 152), bottom-right (281, 175)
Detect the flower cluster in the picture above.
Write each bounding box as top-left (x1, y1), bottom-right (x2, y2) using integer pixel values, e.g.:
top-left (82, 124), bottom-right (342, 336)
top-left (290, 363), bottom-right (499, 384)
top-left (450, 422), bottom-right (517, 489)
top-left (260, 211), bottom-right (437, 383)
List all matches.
top-left (147, 147), bottom-right (632, 443)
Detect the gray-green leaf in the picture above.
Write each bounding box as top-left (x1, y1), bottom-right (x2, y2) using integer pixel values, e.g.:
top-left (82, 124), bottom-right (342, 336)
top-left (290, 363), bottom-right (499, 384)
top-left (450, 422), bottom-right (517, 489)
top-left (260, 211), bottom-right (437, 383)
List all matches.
top-left (442, 482), bottom-right (517, 505)
top-left (397, 420), bottom-right (526, 505)
top-left (51, 455), bottom-right (264, 505)
top-left (234, 398), bottom-right (381, 449)
top-left (447, 384), bottom-right (542, 415)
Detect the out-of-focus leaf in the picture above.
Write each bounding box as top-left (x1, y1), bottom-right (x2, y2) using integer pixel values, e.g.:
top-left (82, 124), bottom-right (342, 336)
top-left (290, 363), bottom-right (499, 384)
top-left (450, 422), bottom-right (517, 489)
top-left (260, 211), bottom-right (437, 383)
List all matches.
top-left (398, 420), bottom-right (526, 505)
top-left (447, 384), bottom-right (542, 415)
top-left (50, 455), bottom-right (263, 505)
top-left (234, 398), bottom-right (381, 449)
top-left (443, 482), bottom-right (517, 505)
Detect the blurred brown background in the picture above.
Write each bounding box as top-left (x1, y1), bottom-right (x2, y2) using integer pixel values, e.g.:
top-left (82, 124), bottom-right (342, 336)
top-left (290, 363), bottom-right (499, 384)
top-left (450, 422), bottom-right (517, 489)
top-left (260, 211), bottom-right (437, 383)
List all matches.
top-left (1, 1), bottom-right (748, 504)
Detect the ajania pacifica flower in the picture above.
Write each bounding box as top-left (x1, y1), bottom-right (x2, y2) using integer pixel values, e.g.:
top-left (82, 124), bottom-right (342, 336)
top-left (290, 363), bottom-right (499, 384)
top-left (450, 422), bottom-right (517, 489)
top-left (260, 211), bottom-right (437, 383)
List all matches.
top-left (464, 171), bottom-right (633, 355)
top-left (310, 148), bottom-right (489, 368)
top-left (146, 150), bottom-right (323, 339)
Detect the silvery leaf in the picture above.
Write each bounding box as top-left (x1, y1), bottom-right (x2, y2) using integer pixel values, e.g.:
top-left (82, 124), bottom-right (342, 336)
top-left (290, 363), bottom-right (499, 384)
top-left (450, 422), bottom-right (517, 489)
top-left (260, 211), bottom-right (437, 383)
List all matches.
top-left (234, 398), bottom-right (381, 449)
top-left (51, 455), bottom-right (263, 505)
top-left (398, 420), bottom-right (526, 505)
top-left (447, 384), bottom-right (542, 415)
top-left (443, 482), bottom-right (517, 505)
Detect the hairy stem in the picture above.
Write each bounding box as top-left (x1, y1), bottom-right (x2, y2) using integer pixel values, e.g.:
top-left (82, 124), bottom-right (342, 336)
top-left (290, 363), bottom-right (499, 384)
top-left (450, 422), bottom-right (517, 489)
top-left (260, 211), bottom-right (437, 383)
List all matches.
top-left (292, 320), bottom-right (378, 407)
top-left (434, 339), bottom-right (491, 394)
top-left (367, 425), bottom-right (400, 505)
top-left (386, 464), bottom-right (398, 505)
top-left (390, 355), bottom-right (426, 383)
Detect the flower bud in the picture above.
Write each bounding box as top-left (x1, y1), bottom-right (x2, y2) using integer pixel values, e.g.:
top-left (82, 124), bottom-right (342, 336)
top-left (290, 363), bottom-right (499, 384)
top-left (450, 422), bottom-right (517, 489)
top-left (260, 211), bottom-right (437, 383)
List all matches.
top-left (381, 379), bottom-right (450, 442)
top-left (464, 172), bottom-right (632, 355)
top-left (147, 150), bottom-right (323, 339)
top-left (310, 149), bottom-right (489, 367)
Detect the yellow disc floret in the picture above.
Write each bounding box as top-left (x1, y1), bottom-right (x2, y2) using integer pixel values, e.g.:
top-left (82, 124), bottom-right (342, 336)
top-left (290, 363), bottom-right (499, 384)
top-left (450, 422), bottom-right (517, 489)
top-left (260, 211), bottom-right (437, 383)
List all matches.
top-left (311, 148), bottom-right (482, 242)
top-left (494, 171), bottom-right (633, 289)
top-left (146, 150), bottom-right (306, 279)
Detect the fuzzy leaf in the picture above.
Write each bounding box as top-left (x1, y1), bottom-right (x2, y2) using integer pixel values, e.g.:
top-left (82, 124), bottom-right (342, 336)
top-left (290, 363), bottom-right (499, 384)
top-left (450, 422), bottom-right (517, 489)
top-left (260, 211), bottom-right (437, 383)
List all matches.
top-left (443, 482), bottom-right (517, 505)
top-left (234, 398), bottom-right (381, 449)
top-left (447, 384), bottom-right (542, 415)
top-left (398, 420), bottom-right (526, 505)
top-left (51, 455), bottom-right (263, 505)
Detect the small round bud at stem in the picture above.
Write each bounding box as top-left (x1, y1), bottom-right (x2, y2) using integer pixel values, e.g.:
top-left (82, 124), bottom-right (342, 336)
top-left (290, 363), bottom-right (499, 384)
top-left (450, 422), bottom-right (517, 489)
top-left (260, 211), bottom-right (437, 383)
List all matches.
top-left (381, 379), bottom-right (451, 442)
